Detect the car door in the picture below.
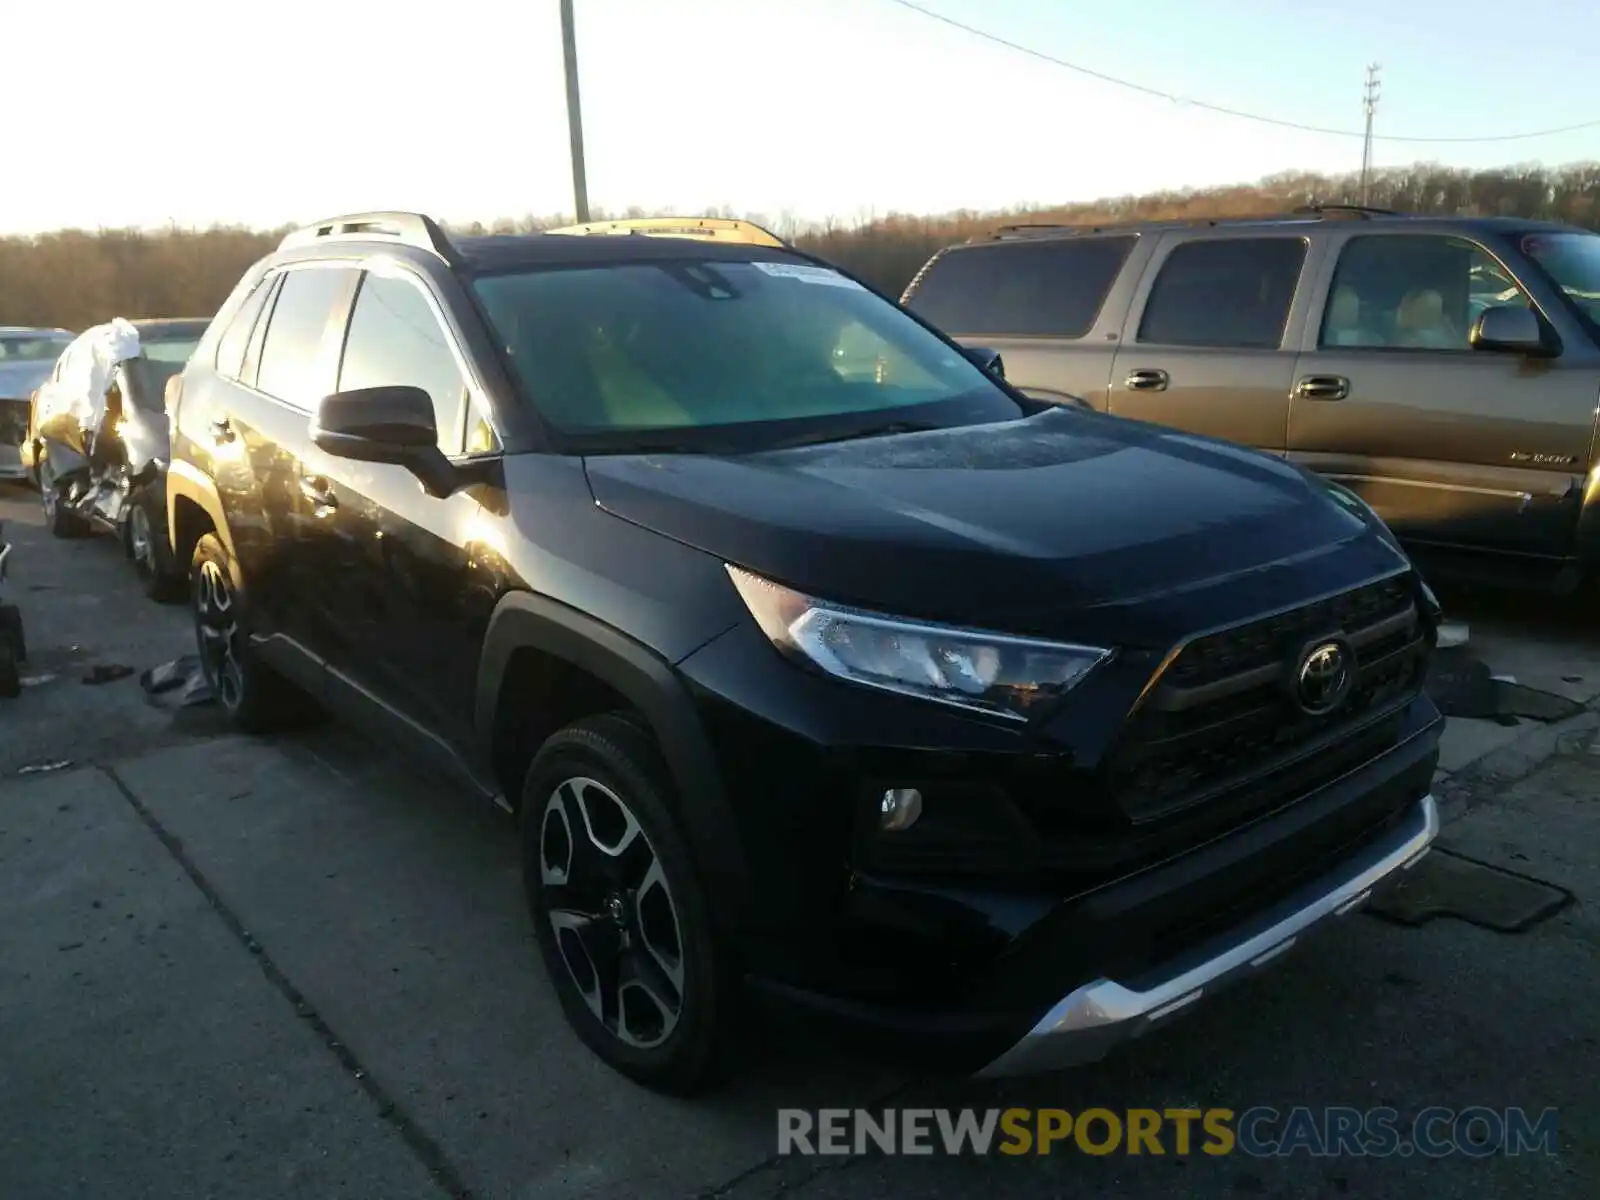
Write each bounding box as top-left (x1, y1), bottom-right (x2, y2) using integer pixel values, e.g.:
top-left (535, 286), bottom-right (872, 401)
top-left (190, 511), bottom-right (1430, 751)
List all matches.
top-left (216, 262), bottom-right (362, 673)
top-left (1108, 233), bottom-right (1319, 452)
top-left (1287, 230), bottom-right (1599, 557)
top-left (309, 262), bottom-right (499, 754)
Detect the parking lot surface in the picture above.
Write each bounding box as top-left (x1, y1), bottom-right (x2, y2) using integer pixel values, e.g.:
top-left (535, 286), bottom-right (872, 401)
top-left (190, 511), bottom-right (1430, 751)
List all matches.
top-left (2, 480), bottom-right (1595, 1198)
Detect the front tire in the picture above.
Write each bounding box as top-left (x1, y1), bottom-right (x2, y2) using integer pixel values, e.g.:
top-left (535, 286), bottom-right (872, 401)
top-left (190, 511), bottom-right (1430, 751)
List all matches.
top-left (190, 532), bottom-right (306, 731)
top-left (521, 714), bottom-right (737, 1094)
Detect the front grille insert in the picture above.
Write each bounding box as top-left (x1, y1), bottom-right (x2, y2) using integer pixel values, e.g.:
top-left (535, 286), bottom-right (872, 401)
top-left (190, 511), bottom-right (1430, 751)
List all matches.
top-left (1106, 572), bottom-right (1427, 823)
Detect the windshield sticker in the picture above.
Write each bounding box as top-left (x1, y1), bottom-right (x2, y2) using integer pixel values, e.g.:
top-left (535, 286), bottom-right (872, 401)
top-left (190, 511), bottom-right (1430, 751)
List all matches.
top-left (752, 262), bottom-right (863, 289)
top-left (1521, 234), bottom-right (1551, 258)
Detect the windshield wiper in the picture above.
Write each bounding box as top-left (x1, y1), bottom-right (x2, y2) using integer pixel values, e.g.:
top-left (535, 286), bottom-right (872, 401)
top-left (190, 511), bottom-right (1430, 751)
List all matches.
top-left (763, 420), bottom-right (937, 451)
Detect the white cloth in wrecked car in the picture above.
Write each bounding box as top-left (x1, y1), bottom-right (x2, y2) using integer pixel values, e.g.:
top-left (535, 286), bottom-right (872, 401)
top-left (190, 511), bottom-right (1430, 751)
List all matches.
top-left (32, 318), bottom-right (142, 432)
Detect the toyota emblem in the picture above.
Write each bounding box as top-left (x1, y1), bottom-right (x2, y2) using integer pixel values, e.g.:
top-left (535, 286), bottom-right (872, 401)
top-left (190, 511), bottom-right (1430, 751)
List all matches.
top-left (1296, 640), bottom-right (1353, 715)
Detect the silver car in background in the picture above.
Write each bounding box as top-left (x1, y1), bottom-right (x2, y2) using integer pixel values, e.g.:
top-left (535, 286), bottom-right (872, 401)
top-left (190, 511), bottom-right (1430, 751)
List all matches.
top-left (0, 326), bottom-right (75, 481)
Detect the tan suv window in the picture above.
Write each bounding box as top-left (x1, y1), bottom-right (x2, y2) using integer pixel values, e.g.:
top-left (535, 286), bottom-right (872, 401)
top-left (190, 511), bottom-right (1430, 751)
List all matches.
top-left (1320, 235), bottom-right (1534, 351)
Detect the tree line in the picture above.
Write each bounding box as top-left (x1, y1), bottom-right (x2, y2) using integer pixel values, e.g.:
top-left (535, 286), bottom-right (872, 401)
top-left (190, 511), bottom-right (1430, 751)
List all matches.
top-left (3, 160), bottom-right (1598, 332)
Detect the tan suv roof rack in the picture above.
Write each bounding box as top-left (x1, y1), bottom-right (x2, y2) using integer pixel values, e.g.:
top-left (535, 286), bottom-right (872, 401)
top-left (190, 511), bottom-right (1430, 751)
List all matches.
top-left (980, 204), bottom-right (1410, 242)
top-left (544, 216), bottom-right (790, 248)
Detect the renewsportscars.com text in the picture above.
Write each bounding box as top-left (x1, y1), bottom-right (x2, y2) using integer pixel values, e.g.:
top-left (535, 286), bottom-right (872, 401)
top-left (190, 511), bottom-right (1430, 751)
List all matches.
top-left (776, 1106), bottom-right (1559, 1158)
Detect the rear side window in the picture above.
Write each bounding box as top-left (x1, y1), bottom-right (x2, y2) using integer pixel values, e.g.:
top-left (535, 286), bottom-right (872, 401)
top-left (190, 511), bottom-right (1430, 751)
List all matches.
top-left (255, 267), bottom-right (357, 408)
top-left (214, 279), bottom-right (272, 380)
top-left (904, 237), bottom-right (1135, 338)
top-left (1137, 238), bottom-right (1307, 349)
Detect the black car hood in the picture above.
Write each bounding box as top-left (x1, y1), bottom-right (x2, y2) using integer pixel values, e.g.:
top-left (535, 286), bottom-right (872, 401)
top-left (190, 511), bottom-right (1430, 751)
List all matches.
top-left (584, 408), bottom-right (1410, 647)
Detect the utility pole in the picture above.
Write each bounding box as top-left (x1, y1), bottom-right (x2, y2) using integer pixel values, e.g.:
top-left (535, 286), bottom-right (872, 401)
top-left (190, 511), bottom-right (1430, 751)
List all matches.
top-left (1359, 63), bottom-right (1381, 205)
top-left (560, 0), bottom-right (591, 223)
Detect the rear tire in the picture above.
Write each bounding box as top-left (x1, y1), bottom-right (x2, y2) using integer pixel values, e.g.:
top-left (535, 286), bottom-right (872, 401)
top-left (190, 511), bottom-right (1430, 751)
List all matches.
top-left (128, 485), bottom-right (185, 603)
top-left (190, 532), bottom-right (307, 732)
top-left (0, 604), bottom-right (25, 664)
top-left (40, 458), bottom-right (89, 539)
top-left (0, 642), bottom-right (17, 699)
top-left (521, 713), bottom-right (739, 1094)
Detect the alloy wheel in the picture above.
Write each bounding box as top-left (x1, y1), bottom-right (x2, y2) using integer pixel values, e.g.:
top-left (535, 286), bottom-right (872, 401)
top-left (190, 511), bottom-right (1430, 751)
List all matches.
top-left (129, 504), bottom-right (153, 571)
top-left (194, 558), bottom-right (244, 709)
top-left (539, 776), bottom-right (686, 1049)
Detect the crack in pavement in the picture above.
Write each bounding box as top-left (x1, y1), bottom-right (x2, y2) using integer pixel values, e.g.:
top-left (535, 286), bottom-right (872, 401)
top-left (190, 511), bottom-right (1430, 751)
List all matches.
top-left (101, 764), bottom-right (478, 1200)
top-left (697, 1076), bottom-right (925, 1200)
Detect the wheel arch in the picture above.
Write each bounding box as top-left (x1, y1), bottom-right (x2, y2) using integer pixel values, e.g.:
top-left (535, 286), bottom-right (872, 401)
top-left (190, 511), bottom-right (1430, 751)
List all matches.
top-left (476, 591), bottom-right (754, 933)
top-left (165, 459), bottom-right (234, 573)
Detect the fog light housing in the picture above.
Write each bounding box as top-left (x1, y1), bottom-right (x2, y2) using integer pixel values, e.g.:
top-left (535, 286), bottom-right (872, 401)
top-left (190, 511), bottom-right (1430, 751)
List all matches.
top-left (878, 788), bottom-right (923, 833)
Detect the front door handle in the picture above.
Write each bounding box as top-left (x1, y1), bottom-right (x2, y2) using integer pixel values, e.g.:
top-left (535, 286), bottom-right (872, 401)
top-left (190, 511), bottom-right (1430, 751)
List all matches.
top-left (1294, 374), bottom-right (1351, 401)
top-left (298, 474), bottom-right (338, 516)
top-left (208, 416), bottom-right (235, 444)
top-left (1124, 368), bottom-right (1170, 392)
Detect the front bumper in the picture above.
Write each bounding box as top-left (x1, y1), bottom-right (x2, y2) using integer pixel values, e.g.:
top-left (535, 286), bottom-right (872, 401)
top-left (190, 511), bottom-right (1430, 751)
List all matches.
top-left (977, 792), bottom-right (1437, 1077)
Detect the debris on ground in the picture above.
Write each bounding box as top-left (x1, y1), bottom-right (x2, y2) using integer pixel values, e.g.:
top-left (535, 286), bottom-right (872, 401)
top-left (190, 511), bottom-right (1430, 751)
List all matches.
top-left (139, 655), bottom-right (214, 710)
top-left (18, 760), bottom-right (74, 775)
top-left (1424, 645), bottom-right (1581, 723)
top-left (81, 663), bottom-right (135, 686)
top-left (1368, 848), bottom-right (1573, 933)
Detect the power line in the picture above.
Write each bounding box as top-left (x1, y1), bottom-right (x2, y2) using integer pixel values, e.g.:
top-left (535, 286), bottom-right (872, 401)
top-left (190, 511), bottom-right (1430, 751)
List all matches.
top-left (881, 0), bottom-right (1600, 145)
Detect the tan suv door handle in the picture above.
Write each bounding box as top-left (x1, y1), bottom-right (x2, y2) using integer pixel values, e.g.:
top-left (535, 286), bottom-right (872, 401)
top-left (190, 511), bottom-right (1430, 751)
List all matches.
top-left (1125, 368), bottom-right (1170, 392)
top-left (1295, 374), bottom-right (1350, 401)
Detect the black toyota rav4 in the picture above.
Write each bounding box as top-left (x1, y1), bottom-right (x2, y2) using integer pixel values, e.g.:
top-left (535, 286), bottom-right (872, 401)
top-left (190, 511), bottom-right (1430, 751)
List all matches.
top-left (166, 212), bottom-right (1443, 1094)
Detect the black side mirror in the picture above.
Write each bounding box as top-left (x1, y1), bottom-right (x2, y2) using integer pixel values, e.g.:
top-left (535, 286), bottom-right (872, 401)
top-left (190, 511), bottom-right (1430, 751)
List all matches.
top-left (311, 385), bottom-right (459, 498)
top-left (1470, 306), bottom-right (1554, 357)
top-left (961, 345), bottom-right (1006, 379)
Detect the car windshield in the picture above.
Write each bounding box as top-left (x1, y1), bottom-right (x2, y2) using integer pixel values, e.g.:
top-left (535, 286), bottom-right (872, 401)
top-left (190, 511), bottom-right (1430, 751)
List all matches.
top-left (1518, 231), bottom-right (1600, 334)
top-left (0, 332), bottom-right (72, 362)
top-left (471, 258), bottom-right (1024, 452)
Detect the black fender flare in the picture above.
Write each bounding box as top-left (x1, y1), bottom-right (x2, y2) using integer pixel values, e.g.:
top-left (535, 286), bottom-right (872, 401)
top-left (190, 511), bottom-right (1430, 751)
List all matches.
top-left (474, 591), bottom-right (754, 932)
top-left (164, 459), bottom-right (238, 574)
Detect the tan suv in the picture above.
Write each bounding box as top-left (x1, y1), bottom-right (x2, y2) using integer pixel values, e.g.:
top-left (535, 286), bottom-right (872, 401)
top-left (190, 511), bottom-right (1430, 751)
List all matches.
top-left (902, 206), bottom-right (1600, 593)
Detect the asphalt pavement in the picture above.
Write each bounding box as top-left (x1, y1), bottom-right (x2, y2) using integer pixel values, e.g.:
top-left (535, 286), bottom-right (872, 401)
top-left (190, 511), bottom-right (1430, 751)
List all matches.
top-left (1, 479), bottom-right (1595, 1199)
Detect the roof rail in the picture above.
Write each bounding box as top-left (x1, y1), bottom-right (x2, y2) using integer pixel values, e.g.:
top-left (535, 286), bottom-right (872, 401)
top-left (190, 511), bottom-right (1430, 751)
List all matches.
top-left (976, 205), bottom-right (1412, 242)
top-left (543, 216), bottom-right (790, 248)
top-left (1290, 203), bottom-right (1403, 219)
top-left (279, 211), bottom-right (458, 263)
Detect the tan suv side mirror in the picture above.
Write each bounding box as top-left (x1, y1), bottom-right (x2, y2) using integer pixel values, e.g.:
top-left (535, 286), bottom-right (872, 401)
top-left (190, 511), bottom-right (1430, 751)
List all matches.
top-left (1470, 306), bottom-right (1555, 357)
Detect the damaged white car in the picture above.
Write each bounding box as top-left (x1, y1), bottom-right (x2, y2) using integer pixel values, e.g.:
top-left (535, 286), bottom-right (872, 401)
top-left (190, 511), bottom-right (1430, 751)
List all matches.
top-left (28, 316), bottom-right (210, 600)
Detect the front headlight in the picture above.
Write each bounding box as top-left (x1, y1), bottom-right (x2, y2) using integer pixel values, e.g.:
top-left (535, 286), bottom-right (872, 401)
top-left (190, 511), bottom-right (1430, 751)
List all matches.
top-left (727, 565), bottom-right (1112, 721)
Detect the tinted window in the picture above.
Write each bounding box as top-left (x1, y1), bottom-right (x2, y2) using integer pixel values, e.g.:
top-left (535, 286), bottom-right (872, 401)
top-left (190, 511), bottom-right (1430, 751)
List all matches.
top-left (1138, 238), bottom-right (1307, 349)
top-left (256, 267), bottom-right (355, 407)
top-left (1321, 235), bottom-right (1532, 350)
top-left (338, 273), bottom-right (468, 449)
top-left (216, 279), bottom-right (270, 379)
top-left (905, 237), bottom-right (1135, 337)
top-left (472, 259), bottom-right (1021, 450)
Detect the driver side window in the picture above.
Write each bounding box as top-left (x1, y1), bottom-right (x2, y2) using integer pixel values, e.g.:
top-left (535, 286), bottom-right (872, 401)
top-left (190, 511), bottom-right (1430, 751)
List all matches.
top-left (1320, 235), bottom-right (1535, 351)
top-left (338, 271), bottom-right (484, 454)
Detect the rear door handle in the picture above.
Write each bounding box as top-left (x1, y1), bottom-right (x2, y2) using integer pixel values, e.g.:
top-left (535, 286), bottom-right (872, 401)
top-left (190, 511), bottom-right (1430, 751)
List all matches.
top-left (1294, 374), bottom-right (1350, 401)
top-left (298, 474), bottom-right (338, 516)
top-left (1124, 368), bottom-right (1170, 392)
top-left (208, 416), bottom-right (235, 444)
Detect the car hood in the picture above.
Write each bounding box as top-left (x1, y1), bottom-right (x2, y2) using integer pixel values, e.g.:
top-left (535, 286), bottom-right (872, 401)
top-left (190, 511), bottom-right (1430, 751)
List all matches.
top-left (583, 408), bottom-right (1411, 648)
top-left (0, 360), bottom-right (53, 401)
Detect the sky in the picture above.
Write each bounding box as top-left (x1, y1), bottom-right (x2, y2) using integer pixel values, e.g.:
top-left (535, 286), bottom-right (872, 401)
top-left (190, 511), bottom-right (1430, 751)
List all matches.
top-left (7, 0), bottom-right (1598, 235)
